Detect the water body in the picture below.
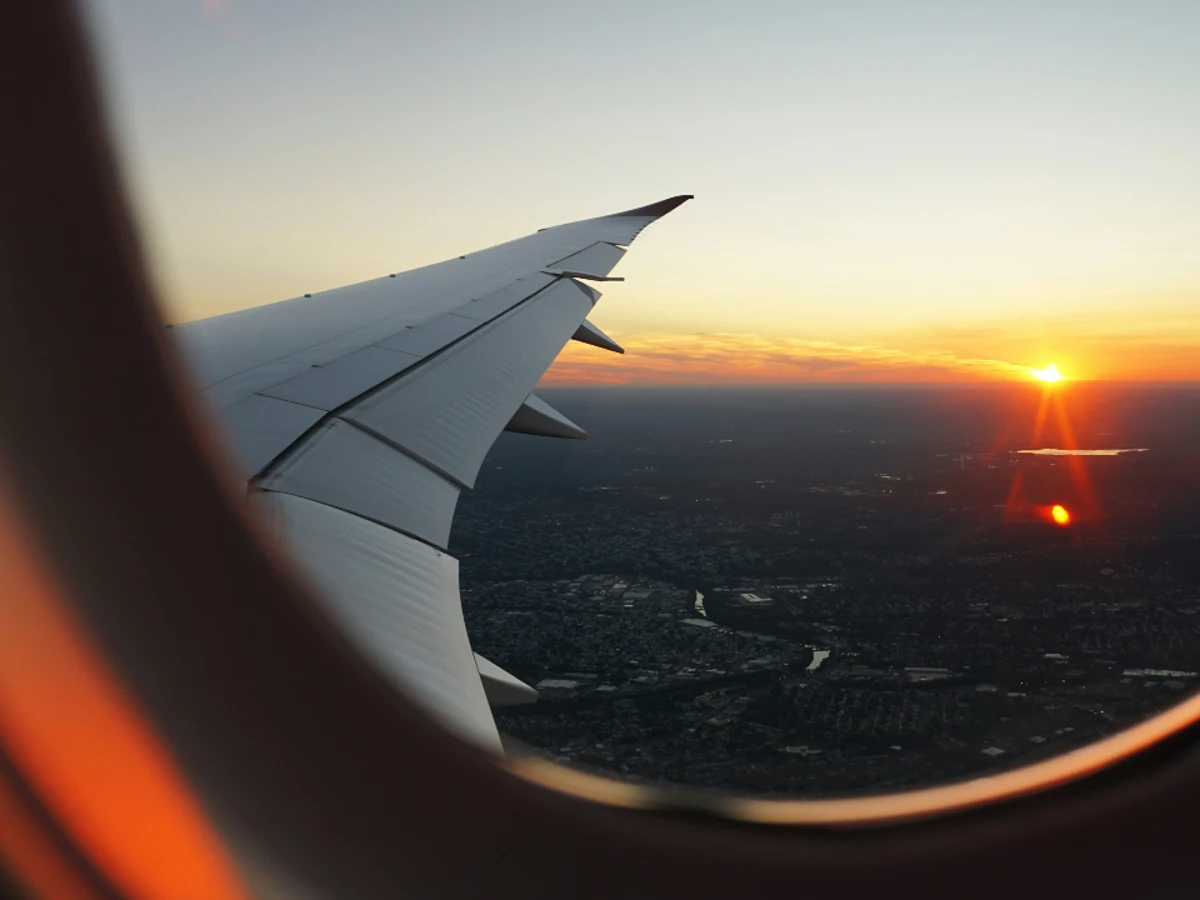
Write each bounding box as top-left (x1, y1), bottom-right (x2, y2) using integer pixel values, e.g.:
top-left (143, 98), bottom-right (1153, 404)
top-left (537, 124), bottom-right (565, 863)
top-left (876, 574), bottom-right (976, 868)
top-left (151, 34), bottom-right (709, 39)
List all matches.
top-left (807, 649), bottom-right (830, 673)
top-left (1017, 448), bottom-right (1149, 456)
top-left (698, 594), bottom-right (826, 671)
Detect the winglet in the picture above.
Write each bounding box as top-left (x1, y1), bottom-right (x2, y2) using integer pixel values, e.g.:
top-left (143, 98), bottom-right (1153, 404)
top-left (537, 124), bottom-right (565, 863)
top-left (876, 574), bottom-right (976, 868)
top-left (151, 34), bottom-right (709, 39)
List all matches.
top-left (607, 194), bottom-right (694, 219)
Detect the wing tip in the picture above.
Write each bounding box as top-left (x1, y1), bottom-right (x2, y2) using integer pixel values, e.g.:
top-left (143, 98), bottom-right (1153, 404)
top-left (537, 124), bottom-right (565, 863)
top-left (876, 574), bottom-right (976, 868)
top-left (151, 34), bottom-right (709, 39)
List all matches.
top-left (607, 194), bottom-right (694, 220)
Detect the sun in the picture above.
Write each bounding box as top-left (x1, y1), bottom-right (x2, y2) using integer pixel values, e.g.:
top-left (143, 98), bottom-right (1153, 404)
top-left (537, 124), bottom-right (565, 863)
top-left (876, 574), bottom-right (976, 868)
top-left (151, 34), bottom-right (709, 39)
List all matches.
top-left (1051, 504), bottom-right (1071, 526)
top-left (1032, 363), bottom-right (1064, 384)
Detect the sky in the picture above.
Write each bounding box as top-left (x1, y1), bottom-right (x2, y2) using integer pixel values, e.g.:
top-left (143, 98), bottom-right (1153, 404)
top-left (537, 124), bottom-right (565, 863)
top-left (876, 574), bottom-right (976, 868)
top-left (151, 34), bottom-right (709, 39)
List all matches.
top-left (84, 1), bottom-right (1200, 384)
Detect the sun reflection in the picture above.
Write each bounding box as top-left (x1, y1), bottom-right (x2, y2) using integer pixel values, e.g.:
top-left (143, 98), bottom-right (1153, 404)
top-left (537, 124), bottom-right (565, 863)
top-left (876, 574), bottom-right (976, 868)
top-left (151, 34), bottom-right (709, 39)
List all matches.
top-left (1051, 504), bottom-right (1071, 526)
top-left (1032, 363), bottom-right (1064, 383)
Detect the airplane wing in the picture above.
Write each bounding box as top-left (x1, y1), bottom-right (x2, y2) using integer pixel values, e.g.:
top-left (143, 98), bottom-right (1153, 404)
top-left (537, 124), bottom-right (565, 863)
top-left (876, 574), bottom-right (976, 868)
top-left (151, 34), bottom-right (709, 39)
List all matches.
top-left (171, 196), bottom-right (692, 752)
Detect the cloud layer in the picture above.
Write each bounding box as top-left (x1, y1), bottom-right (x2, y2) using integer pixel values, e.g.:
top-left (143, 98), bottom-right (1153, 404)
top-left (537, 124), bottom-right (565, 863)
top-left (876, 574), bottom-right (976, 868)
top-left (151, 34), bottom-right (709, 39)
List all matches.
top-left (542, 332), bottom-right (1036, 385)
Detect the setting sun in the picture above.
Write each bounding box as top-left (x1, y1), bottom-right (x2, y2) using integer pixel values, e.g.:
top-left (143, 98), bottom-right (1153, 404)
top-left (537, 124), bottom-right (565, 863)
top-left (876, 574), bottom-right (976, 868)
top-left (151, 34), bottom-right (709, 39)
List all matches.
top-left (1051, 504), bottom-right (1071, 526)
top-left (1032, 364), bottom-right (1064, 384)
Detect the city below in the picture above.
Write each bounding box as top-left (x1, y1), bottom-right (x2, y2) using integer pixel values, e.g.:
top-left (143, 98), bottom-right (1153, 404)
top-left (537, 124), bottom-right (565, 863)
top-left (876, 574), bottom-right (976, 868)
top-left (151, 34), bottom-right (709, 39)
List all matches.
top-left (454, 385), bottom-right (1200, 796)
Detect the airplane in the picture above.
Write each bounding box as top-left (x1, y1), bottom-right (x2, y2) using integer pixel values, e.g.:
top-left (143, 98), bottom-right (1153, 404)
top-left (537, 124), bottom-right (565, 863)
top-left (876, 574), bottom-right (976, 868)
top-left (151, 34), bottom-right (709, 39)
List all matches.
top-left (3, 3), bottom-right (1200, 898)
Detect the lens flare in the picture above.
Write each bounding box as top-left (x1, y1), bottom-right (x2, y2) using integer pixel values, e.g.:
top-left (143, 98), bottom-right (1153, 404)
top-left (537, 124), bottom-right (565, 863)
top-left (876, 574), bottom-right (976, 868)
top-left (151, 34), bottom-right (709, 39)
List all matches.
top-left (1051, 504), bottom-right (1071, 526)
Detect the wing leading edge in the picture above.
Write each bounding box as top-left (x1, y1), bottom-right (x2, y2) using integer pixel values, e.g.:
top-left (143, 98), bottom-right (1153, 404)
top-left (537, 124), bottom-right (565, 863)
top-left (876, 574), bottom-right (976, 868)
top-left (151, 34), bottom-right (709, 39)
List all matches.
top-left (175, 196), bottom-right (692, 752)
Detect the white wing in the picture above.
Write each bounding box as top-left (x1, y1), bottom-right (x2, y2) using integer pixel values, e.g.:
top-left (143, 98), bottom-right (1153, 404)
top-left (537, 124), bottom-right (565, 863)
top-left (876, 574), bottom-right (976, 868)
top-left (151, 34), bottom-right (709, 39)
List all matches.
top-left (173, 196), bottom-right (692, 751)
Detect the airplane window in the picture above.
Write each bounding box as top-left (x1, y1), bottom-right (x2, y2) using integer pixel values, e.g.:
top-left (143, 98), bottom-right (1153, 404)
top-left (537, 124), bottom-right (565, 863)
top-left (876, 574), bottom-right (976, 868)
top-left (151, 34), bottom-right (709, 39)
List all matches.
top-left (81, 0), bottom-right (1200, 809)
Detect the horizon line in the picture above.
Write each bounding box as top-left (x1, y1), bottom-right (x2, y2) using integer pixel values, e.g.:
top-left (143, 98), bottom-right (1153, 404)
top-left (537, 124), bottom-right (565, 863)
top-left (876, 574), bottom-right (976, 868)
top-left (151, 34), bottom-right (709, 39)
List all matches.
top-left (537, 379), bottom-right (1200, 389)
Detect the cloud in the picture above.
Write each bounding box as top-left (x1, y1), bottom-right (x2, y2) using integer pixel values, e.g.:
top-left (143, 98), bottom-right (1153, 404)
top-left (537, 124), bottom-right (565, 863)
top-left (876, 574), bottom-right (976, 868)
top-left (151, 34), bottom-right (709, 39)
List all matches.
top-left (541, 332), bottom-right (1036, 386)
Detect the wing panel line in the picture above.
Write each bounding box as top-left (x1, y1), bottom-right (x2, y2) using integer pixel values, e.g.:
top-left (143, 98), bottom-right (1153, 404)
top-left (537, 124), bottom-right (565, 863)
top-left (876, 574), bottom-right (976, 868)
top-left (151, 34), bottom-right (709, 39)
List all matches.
top-left (257, 489), bottom-right (452, 555)
top-left (337, 418), bottom-right (470, 492)
top-left (253, 275), bottom-right (569, 484)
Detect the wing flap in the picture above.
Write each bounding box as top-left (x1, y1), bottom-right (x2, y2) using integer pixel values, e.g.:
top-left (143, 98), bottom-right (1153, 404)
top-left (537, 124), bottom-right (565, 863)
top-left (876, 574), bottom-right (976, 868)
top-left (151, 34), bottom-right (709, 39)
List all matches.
top-left (252, 492), bottom-right (500, 752)
top-left (345, 278), bottom-right (592, 488)
top-left (259, 418), bottom-right (459, 548)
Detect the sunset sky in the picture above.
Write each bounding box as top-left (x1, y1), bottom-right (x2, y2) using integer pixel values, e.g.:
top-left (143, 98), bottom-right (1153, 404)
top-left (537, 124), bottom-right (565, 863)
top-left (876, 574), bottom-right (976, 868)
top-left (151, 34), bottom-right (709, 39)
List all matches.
top-left (85, 1), bottom-right (1200, 384)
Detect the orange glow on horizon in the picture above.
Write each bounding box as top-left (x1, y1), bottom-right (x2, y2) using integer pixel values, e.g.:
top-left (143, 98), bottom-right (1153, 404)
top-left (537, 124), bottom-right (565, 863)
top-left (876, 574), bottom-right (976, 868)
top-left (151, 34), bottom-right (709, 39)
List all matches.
top-left (543, 333), bottom-right (1040, 386)
top-left (543, 331), bottom-right (1200, 387)
top-left (1051, 504), bottom-right (1071, 526)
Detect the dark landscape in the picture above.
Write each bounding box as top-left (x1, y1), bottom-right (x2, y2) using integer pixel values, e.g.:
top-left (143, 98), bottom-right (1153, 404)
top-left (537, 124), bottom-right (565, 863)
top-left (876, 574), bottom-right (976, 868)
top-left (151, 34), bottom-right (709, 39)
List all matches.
top-left (454, 384), bottom-right (1200, 796)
